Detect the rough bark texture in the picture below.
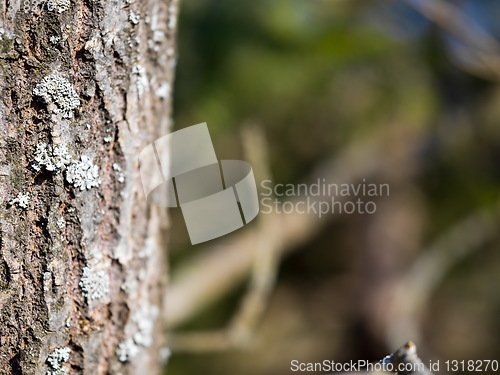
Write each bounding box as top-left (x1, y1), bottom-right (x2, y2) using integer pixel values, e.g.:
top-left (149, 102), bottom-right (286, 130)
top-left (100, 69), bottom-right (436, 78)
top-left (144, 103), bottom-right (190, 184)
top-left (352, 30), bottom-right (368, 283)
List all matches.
top-left (0, 0), bottom-right (176, 372)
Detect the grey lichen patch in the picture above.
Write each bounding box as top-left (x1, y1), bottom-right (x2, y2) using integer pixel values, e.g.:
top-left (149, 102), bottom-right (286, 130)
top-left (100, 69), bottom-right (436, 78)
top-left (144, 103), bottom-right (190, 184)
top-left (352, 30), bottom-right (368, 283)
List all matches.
top-left (160, 347), bottom-right (172, 363)
top-left (49, 36), bottom-right (60, 44)
top-left (113, 163), bottom-right (125, 183)
top-left (33, 73), bottom-right (80, 118)
top-left (116, 306), bottom-right (159, 362)
top-left (9, 192), bottom-right (30, 208)
top-left (33, 143), bottom-right (72, 172)
top-left (56, 217), bottom-right (65, 229)
top-left (168, 2), bottom-right (177, 30)
top-left (0, 28), bottom-right (15, 56)
top-left (132, 306), bottom-right (158, 347)
top-left (129, 11), bottom-right (140, 25)
top-left (116, 338), bottom-right (139, 363)
top-left (66, 156), bottom-right (101, 191)
top-left (46, 347), bottom-right (71, 375)
top-left (46, 0), bottom-right (71, 13)
top-left (155, 82), bottom-right (170, 99)
top-left (132, 65), bottom-right (149, 99)
top-left (32, 143), bottom-right (101, 191)
top-left (120, 277), bottom-right (137, 294)
top-left (0, 27), bottom-right (15, 42)
top-left (79, 266), bottom-right (110, 301)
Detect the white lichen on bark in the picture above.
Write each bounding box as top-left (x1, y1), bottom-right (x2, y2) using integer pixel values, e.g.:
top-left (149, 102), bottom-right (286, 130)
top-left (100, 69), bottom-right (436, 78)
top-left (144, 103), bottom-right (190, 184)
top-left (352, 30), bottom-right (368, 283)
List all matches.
top-left (66, 155), bottom-right (101, 190)
top-left (33, 142), bottom-right (101, 190)
top-left (116, 305), bottom-right (160, 362)
top-left (46, 0), bottom-right (71, 13)
top-left (46, 347), bottom-right (71, 375)
top-left (33, 73), bottom-right (80, 118)
top-left (32, 143), bottom-right (72, 172)
top-left (79, 266), bottom-right (110, 301)
top-left (9, 192), bottom-right (30, 208)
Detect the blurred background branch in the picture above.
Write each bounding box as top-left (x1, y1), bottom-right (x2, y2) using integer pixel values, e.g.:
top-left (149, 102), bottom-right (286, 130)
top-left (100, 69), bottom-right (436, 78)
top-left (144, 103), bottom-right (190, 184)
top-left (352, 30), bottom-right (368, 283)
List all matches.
top-left (386, 197), bottom-right (500, 349)
top-left (166, 124), bottom-right (418, 330)
top-left (167, 125), bottom-right (282, 352)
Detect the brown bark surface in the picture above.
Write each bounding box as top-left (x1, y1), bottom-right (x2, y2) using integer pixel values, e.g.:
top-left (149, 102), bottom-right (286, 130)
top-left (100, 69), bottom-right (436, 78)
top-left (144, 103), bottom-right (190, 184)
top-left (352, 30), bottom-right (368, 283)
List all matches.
top-left (0, 0), bottom-right (176, 372)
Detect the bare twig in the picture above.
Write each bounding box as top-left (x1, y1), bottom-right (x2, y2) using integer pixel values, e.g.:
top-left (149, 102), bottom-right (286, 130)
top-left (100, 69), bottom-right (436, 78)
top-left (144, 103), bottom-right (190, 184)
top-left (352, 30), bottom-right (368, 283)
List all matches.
top-left (335, 341), bottom-right (433, 375)
top-left (167, 125), bottom-right (283, 351)
top-left (381, 341), bottom-right (433, 375)
top-left (227, 125), bottom-right (282, 342)
top-left (385, 199), bottom-right (500, 348)
top-left (165, 134), bottom-right (390, 331)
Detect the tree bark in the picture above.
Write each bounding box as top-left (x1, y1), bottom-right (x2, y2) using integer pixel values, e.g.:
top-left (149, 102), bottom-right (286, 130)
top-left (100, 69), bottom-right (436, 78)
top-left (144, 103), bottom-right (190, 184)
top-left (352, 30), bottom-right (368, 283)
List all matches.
top-left (0, 0), bottom-right (176, 372)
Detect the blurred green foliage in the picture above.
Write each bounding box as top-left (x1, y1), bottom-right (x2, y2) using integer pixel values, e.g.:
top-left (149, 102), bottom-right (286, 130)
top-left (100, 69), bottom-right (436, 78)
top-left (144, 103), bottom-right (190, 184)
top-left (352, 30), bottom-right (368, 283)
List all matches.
top-left (175, 0), bottom-right (417, 182)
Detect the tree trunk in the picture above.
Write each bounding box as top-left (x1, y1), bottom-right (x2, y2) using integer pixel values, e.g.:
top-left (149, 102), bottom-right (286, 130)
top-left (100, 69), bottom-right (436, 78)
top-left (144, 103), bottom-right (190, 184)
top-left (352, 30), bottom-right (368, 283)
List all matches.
top-left (0, 0), bottom-right (176, 372)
